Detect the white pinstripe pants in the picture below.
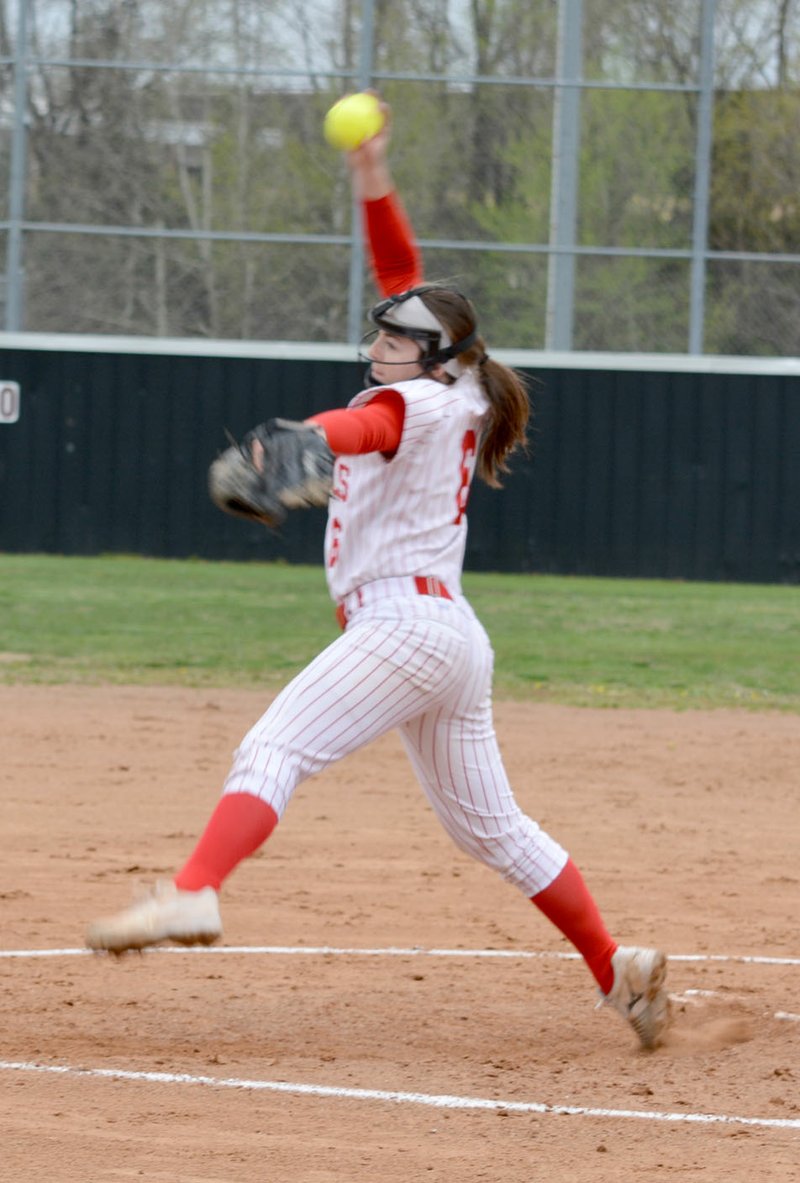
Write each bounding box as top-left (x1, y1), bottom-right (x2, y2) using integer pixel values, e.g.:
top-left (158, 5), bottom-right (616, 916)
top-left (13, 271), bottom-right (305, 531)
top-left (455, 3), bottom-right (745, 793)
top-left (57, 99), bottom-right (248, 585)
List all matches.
top-left (222, 594), bottom-right (568, 897)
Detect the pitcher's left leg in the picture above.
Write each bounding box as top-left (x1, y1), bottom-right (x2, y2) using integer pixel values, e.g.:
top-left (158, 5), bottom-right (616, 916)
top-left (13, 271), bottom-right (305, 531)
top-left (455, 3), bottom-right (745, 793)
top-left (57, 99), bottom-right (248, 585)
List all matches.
top-left (87, 609), bottom-right (471, 954)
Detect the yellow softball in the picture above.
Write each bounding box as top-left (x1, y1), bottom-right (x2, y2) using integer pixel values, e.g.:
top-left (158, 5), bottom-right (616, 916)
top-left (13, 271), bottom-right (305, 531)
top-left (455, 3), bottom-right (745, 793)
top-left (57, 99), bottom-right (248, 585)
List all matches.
top-left (323, 92), bottom-right (385, 151)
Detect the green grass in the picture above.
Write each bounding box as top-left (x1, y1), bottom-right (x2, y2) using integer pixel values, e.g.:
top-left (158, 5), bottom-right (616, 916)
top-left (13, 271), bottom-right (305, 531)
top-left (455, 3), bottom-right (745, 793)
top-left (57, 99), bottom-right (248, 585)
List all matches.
top-left (0, 554), bottom-right (797, 711)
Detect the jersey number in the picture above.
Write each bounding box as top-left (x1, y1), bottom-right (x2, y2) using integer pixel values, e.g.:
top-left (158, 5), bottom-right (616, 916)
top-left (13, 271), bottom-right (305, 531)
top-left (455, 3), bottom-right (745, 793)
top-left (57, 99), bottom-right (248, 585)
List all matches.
top-left (454, 430), bottom-right (477, 525)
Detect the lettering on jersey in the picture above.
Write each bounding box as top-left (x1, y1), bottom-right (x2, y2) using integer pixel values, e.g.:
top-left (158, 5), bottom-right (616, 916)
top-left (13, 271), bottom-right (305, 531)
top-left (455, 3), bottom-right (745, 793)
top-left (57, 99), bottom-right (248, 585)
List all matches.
top-left (328, 516), bottom-right (343, 567)
top-left (328, 462), bottom-right (350, 569)
top-left (454, 429), bottom-right (477, 525)
top-left (332, 461), bottom-right (350, 502)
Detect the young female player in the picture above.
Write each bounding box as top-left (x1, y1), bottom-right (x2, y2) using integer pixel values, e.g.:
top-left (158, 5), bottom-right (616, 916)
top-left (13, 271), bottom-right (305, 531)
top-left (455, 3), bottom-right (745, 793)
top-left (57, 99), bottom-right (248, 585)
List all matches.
top-left (88, 100), bottom-right (669, 1050)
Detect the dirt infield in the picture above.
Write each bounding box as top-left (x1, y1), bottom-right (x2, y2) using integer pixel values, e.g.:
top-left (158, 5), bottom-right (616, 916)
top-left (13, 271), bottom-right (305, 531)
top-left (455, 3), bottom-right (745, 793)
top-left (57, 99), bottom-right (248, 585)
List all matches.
top-left (1, 685), bottom-right (798, 1181)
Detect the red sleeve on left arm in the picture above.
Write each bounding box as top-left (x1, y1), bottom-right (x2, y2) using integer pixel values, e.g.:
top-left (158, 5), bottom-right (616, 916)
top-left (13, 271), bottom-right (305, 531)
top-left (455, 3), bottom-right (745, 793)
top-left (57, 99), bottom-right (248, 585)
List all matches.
top-left (308, 390), bottom-right (405, 456)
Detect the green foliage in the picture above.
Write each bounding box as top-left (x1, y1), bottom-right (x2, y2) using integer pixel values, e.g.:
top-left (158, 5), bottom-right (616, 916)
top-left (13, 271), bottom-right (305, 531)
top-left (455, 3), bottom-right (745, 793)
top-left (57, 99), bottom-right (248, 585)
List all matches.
top-left (573, 255), bottom-right (690, 352)
top-left (579, 90), bottom-right (695, 249)
top-left (703, 89), bottom-right (800, 355)
top-left (14, 0), bottom-right (800, 353)
top-left (711, 90), bottom-right (800, 253)
top-left (0, 555), bottom-right (797, 712)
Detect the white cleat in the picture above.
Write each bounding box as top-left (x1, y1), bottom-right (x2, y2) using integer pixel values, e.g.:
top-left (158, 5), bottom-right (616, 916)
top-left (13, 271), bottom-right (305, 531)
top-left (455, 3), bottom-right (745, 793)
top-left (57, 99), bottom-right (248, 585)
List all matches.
top-left (86, 882), bottom-right (222, 954)
top-left (604, 945), bottom-right (671, 1050)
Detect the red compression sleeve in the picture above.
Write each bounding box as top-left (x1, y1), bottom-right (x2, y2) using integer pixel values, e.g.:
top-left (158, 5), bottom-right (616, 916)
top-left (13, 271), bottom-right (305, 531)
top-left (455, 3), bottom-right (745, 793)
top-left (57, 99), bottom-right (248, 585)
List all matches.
top-left (364, 192), bottom-right (424, 295)
top-left (174, 793), bottom-right (279, 892)
top-left (308, 391), bottom-right (404, 455)
top-left (531, 858), bottom-right (618, 994)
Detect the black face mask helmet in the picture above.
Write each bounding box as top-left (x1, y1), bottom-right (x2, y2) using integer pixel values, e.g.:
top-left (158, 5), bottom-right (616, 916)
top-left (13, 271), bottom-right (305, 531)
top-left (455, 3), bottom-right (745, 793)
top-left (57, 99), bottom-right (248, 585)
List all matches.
top-left (360, 285), bottom-right (478, 383)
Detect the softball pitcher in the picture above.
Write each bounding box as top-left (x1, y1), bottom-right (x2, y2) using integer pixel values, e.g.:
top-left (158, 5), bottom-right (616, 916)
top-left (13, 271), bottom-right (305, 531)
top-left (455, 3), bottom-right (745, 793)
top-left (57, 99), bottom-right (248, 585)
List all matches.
top-left (88, 99), bottom-right (670, 1050)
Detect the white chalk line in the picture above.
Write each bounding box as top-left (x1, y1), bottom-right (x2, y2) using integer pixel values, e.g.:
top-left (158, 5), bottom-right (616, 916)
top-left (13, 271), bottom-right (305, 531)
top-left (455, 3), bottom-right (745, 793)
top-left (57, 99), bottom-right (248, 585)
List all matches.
top-left (1, 944), bottom-right (799, 965)
top-left (1, 1058), bottom-right (798, 1131)
top-left (669, 989), bottom-right (800, 1024)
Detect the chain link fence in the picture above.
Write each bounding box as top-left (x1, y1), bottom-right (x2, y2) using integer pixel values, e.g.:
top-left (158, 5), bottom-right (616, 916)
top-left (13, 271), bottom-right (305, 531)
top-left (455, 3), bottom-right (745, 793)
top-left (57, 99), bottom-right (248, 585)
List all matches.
top-left (1, 0), bottom-right (798, 355)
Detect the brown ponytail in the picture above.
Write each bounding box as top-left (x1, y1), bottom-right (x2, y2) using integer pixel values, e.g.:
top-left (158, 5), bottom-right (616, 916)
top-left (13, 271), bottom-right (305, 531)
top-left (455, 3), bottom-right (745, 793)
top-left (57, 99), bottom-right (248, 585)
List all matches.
top-left (419, 288), bottom-right (530, 487)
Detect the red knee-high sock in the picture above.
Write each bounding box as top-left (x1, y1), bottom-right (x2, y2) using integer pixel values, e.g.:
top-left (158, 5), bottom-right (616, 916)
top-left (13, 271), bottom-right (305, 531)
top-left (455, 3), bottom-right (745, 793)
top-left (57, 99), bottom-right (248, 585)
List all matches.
top-left (174, 793), bottom-right (278, 892)
top-left (531, 858), bottom-right (617, 994)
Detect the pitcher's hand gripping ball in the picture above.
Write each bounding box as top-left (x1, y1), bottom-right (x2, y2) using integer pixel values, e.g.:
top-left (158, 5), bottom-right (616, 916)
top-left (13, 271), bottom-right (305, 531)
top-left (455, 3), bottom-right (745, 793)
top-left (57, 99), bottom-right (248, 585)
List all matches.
top-left (323, 92), bottom-right (385, 150)
top-left (208, 418), bottom-right (334, 529)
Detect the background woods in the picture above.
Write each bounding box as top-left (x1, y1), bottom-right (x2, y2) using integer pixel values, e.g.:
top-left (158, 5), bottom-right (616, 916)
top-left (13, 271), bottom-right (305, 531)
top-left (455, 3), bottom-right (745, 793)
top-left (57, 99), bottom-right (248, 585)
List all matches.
top-left (0, 0), bottom-right (798, 354)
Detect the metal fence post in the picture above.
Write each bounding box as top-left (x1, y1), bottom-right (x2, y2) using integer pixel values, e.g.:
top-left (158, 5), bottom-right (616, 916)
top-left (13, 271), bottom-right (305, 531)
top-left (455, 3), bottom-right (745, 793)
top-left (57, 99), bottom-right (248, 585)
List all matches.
top-left (688, 0), bottom-right (716, 354)
top-left (545, 0), bottom-right (583, 351)
top-left (345, 0), bottom-right (376, 344)
top-left (6, 0), bottom-right (30, 331)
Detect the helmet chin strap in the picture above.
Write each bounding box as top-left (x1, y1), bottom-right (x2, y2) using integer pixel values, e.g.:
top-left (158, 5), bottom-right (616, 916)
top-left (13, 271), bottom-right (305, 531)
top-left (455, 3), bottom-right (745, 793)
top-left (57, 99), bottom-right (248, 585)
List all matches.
top-left (362, 359), bottom-right (428, 387)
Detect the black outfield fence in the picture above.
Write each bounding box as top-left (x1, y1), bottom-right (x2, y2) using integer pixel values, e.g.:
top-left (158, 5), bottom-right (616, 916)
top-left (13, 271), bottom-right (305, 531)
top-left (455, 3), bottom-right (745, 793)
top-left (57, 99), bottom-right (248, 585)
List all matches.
top-left (0, 335), bottom-right (798, 584)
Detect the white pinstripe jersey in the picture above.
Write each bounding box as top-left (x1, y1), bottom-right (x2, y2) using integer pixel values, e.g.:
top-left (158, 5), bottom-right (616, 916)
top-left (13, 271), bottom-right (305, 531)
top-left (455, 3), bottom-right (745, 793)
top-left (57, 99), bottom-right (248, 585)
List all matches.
top-left (324, 372), bottom-right (489, 602)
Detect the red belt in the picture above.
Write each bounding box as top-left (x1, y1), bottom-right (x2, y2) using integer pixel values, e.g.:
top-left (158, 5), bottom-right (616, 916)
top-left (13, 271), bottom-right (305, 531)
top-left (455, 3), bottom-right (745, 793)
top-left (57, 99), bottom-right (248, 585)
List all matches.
top-left (336, 576), bottom-right (452, 630)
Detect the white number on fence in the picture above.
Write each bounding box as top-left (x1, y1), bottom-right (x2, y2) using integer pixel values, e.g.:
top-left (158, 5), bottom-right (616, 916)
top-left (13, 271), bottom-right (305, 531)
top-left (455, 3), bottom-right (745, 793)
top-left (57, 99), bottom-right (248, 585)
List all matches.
top-left (0, 382), bottom-right (20, 424)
